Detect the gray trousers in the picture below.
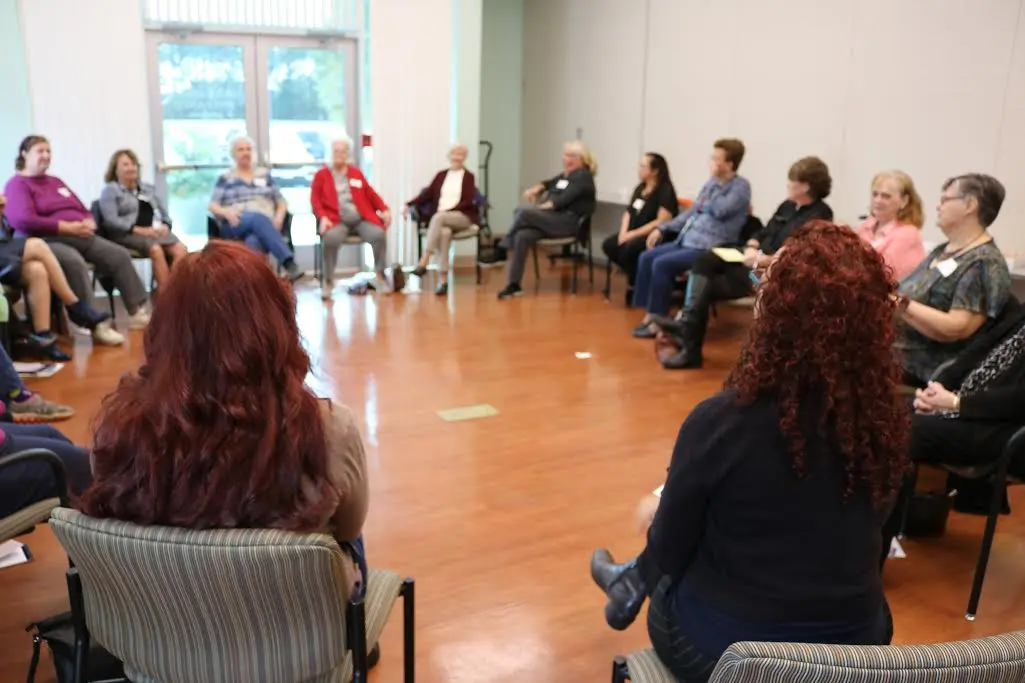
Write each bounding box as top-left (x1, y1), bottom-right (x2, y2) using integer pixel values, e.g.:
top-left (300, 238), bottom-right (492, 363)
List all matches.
top-left (321, 221), bottom-right (388, 280)
top-left (46, 235), bottom-right (148, 314)
top-left (501, 207), bottom-right (578, 285)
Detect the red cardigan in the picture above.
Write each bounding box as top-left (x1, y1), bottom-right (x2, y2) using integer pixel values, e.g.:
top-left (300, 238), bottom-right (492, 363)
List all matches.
top-left (311, 165), bottom-right (389, 228)
top-left (406, 169), bottom-right (480, 226)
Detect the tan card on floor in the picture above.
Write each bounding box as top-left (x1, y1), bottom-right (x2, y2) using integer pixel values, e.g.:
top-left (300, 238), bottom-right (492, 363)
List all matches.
top-left (437, 404), bottom-right (500, 422)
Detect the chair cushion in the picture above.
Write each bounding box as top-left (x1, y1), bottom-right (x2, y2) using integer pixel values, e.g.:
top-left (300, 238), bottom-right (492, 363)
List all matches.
top-left (624, 649), bottom-right (676, 683)
top-left (0, 497), bottom-right (59, 543)
top-left (536, 237), bottom-right (576, 246)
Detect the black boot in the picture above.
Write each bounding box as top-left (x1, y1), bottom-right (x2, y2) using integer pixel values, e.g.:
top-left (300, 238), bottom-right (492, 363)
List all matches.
top-left (590, 549), bottom-right (647, 631)
top-left (660, 275), bottom-right (714, 370)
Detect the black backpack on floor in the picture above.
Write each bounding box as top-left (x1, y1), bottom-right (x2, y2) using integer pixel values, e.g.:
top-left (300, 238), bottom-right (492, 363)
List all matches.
top-left (26, 610), bottom-right (125, 683)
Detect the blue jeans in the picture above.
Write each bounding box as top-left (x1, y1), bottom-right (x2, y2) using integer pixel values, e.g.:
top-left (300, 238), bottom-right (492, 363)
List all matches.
top-left (344, 535), bottom-right (368, 600)
top-left (220, 212), bottom-right (294, 263)
top-left (0, 423), bottom-right (92, 517)
top-left (632, 242), bottom-right (705, 315)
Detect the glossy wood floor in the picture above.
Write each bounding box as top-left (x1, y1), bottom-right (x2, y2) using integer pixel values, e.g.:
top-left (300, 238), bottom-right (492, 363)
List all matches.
top-left (2, 266), bottom-right (1025, 683)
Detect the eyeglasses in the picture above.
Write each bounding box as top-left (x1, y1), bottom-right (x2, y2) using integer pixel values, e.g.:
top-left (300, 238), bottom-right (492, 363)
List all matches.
top-left (939, 194), bottom-right (964, 205)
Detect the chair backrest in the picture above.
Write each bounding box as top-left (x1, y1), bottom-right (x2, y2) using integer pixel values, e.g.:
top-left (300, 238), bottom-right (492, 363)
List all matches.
top-left (710, 632), bottom-right (1025, 682)
top-left (49, 507), bottom-right (351, 683)
top-left (88, 200), bottom-right (109, 238)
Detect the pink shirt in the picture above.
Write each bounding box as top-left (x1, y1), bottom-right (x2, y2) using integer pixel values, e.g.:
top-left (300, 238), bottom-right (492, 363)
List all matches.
top-left (855, 218), bottom-right (925, 282)
top-left (2, 174), bottom-right (90, 236)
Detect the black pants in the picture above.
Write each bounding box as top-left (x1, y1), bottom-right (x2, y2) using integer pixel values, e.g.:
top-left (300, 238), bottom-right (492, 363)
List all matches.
top-left (0, 424), bottom-right (93, 518)
top-left (601, 233), bottom-right (648, 286)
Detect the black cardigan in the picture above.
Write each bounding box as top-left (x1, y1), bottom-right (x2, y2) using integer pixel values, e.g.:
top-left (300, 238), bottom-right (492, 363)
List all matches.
top-left (934, 297), bottom-right (1025, 421)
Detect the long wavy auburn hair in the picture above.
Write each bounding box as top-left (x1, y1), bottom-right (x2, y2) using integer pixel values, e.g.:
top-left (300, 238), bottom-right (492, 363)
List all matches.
top-left (726, 221), bottom-right (909, 507)
top-left (79, 240), bottom-right (336, 531)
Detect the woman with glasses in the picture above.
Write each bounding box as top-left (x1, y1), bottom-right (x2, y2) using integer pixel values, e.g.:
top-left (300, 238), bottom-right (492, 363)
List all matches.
top-left (893, 174), bottom-right (1011, 387)
top-left (651, 156), bottom-right (833, 369)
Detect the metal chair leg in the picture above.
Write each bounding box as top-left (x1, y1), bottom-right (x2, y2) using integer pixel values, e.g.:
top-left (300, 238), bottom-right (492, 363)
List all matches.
top-left (571, 243), bottom-right (579, 295)
top-left (966, 460), bottom-right (1011, 620)
top-left (611, 656), bottom-right (630, 683)
top-left (532, 248), bottom-right (540, 281)
top-left (401, 578), bottom-right (416, 683)
top-left (603, 260), bottom-right (613, 299)
top-left (348, 598), bottom-right (368, 683)
top-left (587, 238), bottom-right (594, 283)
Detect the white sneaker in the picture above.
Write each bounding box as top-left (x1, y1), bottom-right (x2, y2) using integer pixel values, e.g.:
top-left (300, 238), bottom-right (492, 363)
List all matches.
top-left (92, 322), bottom-right (125, 346)
top-left (126, 308), bottom-right (151, 330)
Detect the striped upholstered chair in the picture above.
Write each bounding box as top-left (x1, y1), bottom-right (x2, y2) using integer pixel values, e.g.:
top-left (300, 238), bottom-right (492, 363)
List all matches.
top-left (613, 631), bottom-right (1025, 682)
top-left (49, 507), bottom-right (414, 683)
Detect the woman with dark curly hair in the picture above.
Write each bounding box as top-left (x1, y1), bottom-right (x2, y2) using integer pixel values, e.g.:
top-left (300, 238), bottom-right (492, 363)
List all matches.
top-left (78, 241), bottom-right (375, 641)
top-left (590, 222), bottom-right (909, 681)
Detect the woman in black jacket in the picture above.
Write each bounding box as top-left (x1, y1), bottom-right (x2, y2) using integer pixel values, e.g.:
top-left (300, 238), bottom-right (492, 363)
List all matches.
top-left (651, 156), bottom-right (833, 369)
top-left (911, 297), bottom-right (1025, 483)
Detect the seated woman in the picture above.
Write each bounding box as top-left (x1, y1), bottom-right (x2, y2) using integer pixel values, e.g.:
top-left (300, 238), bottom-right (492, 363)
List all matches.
top-left (902, 298), bottom-right (1025, 517)
top-left (601, 153), bottom-right (678, 296)
top-left (0, 192), bottom-right (109, 358)
top-left (311, 138), bottom-right (392, 297)
top-left (209, 136), bottom-right (303, 282)
top-left (99, 149), bottom-right (188, 289)
top-left (0, 336), bottom-right (89, 518)
top-left (854, 170), bottom-right (926, 281)
top-left (77, 240), bottom-right (378, 657)
top-left (405, 143), bottom-right (480, 296)
top-left (496, 140), bottom-right (598, 300)
top-left (590, 222), bottom-right (907, 681)
top-left (631, 139), bottom-right (751, 338)
top-left (3, 135), bottom-right (149, 346)
top-left (652, 156), bottom-right (833, 369)
top-left (895, 173), bottom-right (1011, 386)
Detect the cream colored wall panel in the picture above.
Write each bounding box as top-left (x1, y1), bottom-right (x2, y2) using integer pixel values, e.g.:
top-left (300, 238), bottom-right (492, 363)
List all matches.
top-left (993, 1), bottom-right (1025, 256)
top-left (641, 0), bottom-right (740, 202)
top-left (728, 0), bottom-right (855, 220)
top-left (839, 0), bottom-right (1021, 242)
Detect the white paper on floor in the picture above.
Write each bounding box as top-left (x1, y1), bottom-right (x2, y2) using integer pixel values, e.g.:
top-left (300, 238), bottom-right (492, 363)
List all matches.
top-left (574, 352), bottom-right (592, 359)
top-left (14, 362), bottom-right (64, 379)
top-left (0, 540), bottom-right (30, 569)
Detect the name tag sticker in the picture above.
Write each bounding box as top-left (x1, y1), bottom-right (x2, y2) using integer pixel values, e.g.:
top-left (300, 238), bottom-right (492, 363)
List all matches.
top-left (555, 179), bottom-right (569, 190)
top-left (632, 198), bottom-right (645, 211)
top-left (936, 258), bottom-right (958, 277)
top-left (252, 177), bottom-right (267, 188)
top-left (57, 187), bottom-right (71, 198)
top-left (350, 178), bottom-right (363, 189)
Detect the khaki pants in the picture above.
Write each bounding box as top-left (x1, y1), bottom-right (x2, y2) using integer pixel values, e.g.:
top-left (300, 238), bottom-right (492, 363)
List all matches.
top-left (425, 211), bottom-right (474, 273)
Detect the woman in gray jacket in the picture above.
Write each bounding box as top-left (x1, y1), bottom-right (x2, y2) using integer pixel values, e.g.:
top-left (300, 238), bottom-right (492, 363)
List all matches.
top-left (99, 149), bottom-right (188, 289)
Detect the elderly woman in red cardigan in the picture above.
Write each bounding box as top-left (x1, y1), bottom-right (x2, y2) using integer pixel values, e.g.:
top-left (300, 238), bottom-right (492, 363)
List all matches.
top-left (403, 143), bottom-right (480, 296)
top-left (310, 138), bottom-right (392, 297)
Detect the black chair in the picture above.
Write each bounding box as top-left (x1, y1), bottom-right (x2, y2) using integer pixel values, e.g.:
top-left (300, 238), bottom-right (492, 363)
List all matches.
top-left (531, 213), bottom-right (594, 295)
top-left (208, 213), bottom-right (294, 274)
top-left (412, 192), bottom-right (490, 285)
top-left (87, 201), bottom-right (157, 323)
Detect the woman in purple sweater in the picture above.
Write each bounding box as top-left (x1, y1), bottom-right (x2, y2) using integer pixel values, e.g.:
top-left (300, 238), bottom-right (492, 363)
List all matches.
top-left (3, 136), bottom-right (150, 346)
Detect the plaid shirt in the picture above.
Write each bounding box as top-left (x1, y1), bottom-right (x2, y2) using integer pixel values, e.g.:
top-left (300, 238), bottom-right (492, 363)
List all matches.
top-left (662, 176), bottom-right (751, 250)
top-left (210, 168), bottom-right (283, 222)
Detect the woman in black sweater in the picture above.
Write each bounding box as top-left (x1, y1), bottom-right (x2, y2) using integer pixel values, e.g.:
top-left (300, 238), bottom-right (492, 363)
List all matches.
top-left (601, 153), bottom-right (678, 292)
top-left (910, 297), bottom-right (1025, 487)
top-left (590, 222), bottom-right (909, 681)
top-left (652, 156), bottom-right (833, 369)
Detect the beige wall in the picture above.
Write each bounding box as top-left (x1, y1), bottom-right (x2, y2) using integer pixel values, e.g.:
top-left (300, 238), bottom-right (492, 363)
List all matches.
top-left (522, 0), bottom-right (1025, 254)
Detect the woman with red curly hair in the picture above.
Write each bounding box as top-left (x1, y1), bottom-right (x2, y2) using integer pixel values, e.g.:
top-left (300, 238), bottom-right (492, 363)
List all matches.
top-left (78, 241), bottom-right (371, 611)
top-left (590, 222), bottom-right (909, 681)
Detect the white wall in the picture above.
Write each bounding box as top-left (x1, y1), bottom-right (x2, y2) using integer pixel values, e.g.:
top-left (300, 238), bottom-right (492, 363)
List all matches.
top-left (18, 0), bottom-right (153, 205)
top-left (480, 0), bottom-right (524, 231)
top-left (522, 0), bottom-right (1025, 253)
top-left (0, 0), bottom-right (32, 165)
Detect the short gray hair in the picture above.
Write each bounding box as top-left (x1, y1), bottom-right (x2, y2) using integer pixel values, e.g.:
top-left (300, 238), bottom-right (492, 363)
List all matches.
top-left (943, 173), bottom-right (1006, 228)
top-left (331, 137), bottom-right (353, 151)
top-left (229, 135), bottom-right (254, 159)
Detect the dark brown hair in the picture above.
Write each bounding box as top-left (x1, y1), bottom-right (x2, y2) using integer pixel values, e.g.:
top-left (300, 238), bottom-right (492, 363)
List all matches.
top-left (80, 241), bottom-right (337, 531)
top-left (714, 138), bottom-right (746, 172)
top-left (726, 221), bottom-right (909, 507)
top-left (943, 173), bottom-right (1006, 228)
top-left (15, 135), bottom-right (48, 171)
top-left (104, 149), bottom-right (141, 184)
top-left (788, 156), bottom-right (832, 200)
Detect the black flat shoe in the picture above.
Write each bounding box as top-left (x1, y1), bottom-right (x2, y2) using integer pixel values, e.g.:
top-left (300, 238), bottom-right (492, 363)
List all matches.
top-left (411, 265), bottom-right (428, 278)
top-left (435, 282), bottom-right (448, 296)
top-left (631, 322), bottom-right (656, 339)
top-left (589, 549), bottom-right (647, 631)
top-left (497, 283), bottom-right (522, 300)
top-left (368, 643), bottom-right (380, 669)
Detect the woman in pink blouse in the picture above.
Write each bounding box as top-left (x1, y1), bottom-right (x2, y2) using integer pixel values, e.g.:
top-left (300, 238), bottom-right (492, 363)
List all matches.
top-left (855, 171), bottom-right (926, 281)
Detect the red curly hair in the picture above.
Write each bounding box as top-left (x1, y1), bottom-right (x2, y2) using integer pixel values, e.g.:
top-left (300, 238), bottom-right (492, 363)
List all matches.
top-left (726, 221), bottom-right (909, 506)
top-left (79, 240), bottom-right (336, 531)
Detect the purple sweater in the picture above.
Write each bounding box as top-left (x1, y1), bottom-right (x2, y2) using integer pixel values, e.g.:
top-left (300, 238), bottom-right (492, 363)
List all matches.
top-left (3, 174), bottom-right (91, 236)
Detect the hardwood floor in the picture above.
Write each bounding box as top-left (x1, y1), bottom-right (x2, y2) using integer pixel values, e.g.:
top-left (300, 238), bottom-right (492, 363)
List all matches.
top-left (2, 267), bottom-right (1024, 683)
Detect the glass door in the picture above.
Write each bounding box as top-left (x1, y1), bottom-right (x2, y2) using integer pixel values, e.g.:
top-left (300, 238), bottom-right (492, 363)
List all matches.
top-left (256, 36), bottom-right (358, 247)
top-left (146, 31), bottom-right (358, 251)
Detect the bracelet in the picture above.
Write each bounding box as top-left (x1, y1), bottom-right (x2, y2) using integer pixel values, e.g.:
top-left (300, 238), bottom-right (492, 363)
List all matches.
top-left (953, 394), bottom-right (961, 412)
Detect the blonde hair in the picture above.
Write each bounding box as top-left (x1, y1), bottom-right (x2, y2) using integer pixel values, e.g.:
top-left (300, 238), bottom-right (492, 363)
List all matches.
top-left (871, 170), bottom-right (924, 228)
top-left (564, 140), bottom-right (598, 177)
